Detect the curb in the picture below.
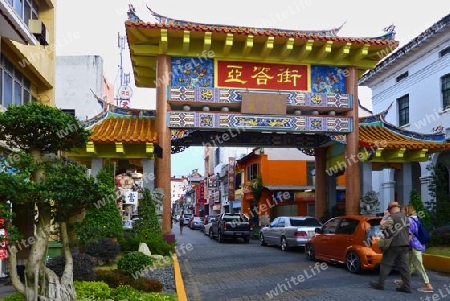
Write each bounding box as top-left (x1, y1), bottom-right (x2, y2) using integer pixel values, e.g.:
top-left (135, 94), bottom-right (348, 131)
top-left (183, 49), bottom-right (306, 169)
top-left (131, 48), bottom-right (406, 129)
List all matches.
top-left (172, 254), bottom-right (188, 301)
top-left (423, 253), bottom-right (450, 273)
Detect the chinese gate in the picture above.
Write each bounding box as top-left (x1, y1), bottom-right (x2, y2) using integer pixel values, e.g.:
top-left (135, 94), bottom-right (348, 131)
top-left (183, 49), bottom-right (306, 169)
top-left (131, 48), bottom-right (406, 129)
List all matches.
top-left (125, 7), bottom-right (399, 234)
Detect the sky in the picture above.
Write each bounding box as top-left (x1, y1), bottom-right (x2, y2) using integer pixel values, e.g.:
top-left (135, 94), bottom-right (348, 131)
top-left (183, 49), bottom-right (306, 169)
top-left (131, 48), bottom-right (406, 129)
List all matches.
top-left (56, 0), bottom-right (450, 177)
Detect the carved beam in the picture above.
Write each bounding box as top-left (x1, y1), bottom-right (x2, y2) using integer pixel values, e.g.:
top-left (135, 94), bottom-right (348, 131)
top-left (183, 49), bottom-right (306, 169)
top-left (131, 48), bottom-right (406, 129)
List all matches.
top-left (160, 29), bottom-right (168, 53)
top-left (203, 32), bottom-right (212, 52)
top-left (298, 40), bottom-right (314, 60)
top-left (115, 143), bottom-right (125, 154)
top-left (86, 142), bottom-right (96, 154)
top-left (261, 37), bottom-right (274, 59)
top-left (183, 31), bottom-right (190, 54)
top-left (280, 38), bottom-right (295, 60)
top-left (223, 33), bottom-right (234, 56)
top-left (316, 41), bottom-right (333, 60)
top-left (129, 27), bottom-right (148, 43)
top-left (242, 35), bottom-right (253, 57)
top-left (351, 44), bottom-right (370, 63)
top-left (334, 42), bottom-right (352, 62)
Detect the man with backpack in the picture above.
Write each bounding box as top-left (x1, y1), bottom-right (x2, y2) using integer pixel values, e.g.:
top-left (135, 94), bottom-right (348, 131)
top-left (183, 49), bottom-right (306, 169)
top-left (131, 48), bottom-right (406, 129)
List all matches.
top-left (395, 204), bottom-right (433, 293)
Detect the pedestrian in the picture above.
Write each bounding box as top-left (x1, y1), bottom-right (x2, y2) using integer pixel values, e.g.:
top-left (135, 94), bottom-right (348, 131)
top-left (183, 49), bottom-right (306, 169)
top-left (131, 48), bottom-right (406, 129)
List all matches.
top-left (394, 204), bottom-right (433, 293)
top-left (369, 201), bottom-right (411, 293)
top-left (179, 213), bottom-right (185, 235)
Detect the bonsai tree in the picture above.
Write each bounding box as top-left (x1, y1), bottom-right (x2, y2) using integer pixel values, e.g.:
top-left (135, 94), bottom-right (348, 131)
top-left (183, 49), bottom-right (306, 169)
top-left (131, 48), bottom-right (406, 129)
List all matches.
top-left (0, 102), bottom-right (106, 301)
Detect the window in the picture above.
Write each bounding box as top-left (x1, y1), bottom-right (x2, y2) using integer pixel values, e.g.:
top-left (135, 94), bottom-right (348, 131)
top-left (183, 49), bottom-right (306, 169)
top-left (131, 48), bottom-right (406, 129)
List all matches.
top-left (277, 218), bottom-right (286, 227)
top-left (336, 218), bottom-right (360, 235)
top-left (0, 55), bottom-right (32, 107)
top-left (442, 74), bottom-right (450, 110)
top-left (395, 71), bottom-right (409, 82)
top-left (7, 0), bottom-right (39, 27)
top-left (397, 94), bottom-right (409, 126)
top-left (306, 161), bottom-right (315, 186)
top-left (247, 163), bottom-right (259, 181)
top-left (440, 46), bottom-right (450, 58)
top-left (322, 218), bottom-right (340, 234)
top-left (290, 218), bottom-right (321, 227)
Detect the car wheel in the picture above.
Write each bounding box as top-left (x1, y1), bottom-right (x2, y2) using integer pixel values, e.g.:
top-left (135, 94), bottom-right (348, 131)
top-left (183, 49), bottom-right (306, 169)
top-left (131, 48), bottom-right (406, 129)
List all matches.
top-left (209, 229), bottom-right (214, 239)
top-left (281, 237), bottom-right (289, 251)
top-left (346, 251), bottom-right (362, 273)
top-left (305, 244), bottom-right (315, 261)
top-left (260, 234), bottom-right (267, 246)
top-left (218, 232), bottom-right (224, 243)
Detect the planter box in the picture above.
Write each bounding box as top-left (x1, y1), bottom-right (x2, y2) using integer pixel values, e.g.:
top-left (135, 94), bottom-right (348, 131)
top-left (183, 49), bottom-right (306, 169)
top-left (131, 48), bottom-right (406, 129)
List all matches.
top-left (423, 253), bottom-right (450, 273)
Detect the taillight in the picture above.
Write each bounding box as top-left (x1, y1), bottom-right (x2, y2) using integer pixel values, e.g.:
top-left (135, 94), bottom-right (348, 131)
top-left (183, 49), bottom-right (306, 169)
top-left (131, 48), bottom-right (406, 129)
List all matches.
top-left (295, 231), bottom-right (307, 237)
top-left (223, 223), bottom-right (227, 230)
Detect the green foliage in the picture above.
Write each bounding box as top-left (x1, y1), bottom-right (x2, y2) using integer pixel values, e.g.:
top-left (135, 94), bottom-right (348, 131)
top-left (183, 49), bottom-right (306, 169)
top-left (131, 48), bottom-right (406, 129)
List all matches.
top-left (0, 102), bottom-right (90, 153)
top-left (95, 269), bottom-right (163, 293)
top-left (248, 175), bottom-right (264, 203)
top-left (74, 166), bottom-right (123, 246)
top-left (131, 189), bottom-right (175, 255)
top-left (46, 252), bottom-right (96, 281)
top-left (118, 231), bottom-right (141, 252)
top-left (110, 285), bottom-right (170, 301)
top-left (2, 292), bottom-right (24, 301)
top-left (117, 251), bottom-right (153, 275)
top-left (427, 163), bottom-right (450, 228)
top-left (409, 189), bottom-right (432, 229)
top-left (320, 205), bottom-right (346, 223)
top-left (74, 281), bottom-right (111, 301)
top-left (85, 238), bottom-right (121, 264)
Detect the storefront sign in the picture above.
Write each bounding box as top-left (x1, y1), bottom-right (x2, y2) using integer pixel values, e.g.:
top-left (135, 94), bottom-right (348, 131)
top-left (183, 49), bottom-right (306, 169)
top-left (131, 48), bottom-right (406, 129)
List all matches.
top-left (207, 176), bottom-right (218, 188)
top-left (217, 61), bottom-right (308, 90)
top-left (124, 191), bottom-right (138, 204)
top-left (228, 157), bottom-right (236, 201)
top-left (294, 191), bottom-right (315, 201)
top-left (0, 228), bottom-right (7, 259)
top-left (272, 191), bottom-right (294, 202)
top-left (241, 93), bottom-right (287, 115)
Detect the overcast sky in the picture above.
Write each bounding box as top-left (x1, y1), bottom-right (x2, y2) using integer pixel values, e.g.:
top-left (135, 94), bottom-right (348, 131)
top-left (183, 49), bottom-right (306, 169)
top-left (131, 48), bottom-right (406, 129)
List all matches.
top-left (56, 0), bottom-right (449, 177)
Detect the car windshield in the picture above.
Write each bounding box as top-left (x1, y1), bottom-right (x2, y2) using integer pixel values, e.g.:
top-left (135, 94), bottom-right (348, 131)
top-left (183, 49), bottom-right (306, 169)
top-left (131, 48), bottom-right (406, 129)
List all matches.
top-left (193, 217), bottom-right (202, 222)
top-left (223, 215), bottom-right (249, 222)
top-left (290, 218), bottom-right (321, 227)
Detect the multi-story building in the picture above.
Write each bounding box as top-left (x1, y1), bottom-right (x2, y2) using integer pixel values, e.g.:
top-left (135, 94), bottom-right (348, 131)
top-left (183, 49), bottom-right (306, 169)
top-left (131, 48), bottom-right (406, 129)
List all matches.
top-left (359, 13), bottom-right (450, 205)
top-left (55, 55), bottom-right (114, 120)
top-left (0, 0), bottom-right (57, 276)
top-left (237, 148), bottom-right (346, 225)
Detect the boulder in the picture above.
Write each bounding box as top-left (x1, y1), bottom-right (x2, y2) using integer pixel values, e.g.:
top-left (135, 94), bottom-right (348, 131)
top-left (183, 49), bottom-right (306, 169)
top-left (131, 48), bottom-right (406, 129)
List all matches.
top-left (138, 243), bottom-right (151, 256)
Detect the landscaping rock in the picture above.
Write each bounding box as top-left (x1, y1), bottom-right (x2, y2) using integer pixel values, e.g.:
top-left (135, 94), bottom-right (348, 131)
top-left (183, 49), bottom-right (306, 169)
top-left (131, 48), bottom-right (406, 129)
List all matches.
top-left (142, 266), bottom-right (175, 293)
top-left (138, 243), bottom-right (151, 256)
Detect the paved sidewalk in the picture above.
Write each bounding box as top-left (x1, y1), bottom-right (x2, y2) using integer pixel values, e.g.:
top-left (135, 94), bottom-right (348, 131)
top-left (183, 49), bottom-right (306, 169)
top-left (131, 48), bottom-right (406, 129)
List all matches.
top-left (0, 284), bottom-right (15, 299)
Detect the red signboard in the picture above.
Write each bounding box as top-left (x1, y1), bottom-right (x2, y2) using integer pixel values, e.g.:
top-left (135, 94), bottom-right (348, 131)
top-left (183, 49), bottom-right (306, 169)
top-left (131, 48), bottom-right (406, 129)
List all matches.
top-left (0, 227), bottom-right (7, 260)
top-left (217, 61), bottom-right (308, 90)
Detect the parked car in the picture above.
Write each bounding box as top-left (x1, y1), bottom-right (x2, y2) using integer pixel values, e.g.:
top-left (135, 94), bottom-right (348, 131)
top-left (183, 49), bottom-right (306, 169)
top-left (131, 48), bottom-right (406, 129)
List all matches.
top-left (259, 216), bottom-right (322, 251)
top-left (209, 213), bottom-right (252, 243)
top-left (202, 215), bottom-right (217, 235)
top-left (190, 217), bottom-right (204, 230)
top-left (305, 215), bottom-right (383, 273)
top-left (183, 213), bottom-right (192, 225)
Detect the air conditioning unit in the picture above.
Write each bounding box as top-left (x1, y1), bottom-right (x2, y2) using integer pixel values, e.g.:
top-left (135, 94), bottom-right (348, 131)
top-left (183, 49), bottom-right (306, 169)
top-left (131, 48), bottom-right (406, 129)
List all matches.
top-left (28, 19), bottom-right (49, 45)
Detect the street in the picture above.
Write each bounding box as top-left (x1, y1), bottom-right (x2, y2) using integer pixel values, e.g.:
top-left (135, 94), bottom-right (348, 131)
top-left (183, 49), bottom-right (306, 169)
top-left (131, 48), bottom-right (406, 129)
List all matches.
top-left (176, 226), bottom-right (450, 301)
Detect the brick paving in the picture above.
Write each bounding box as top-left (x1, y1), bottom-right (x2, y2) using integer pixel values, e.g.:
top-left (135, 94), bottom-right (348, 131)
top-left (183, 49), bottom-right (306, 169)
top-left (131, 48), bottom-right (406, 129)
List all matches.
top-left (176, 228), bottom-right (450, 301)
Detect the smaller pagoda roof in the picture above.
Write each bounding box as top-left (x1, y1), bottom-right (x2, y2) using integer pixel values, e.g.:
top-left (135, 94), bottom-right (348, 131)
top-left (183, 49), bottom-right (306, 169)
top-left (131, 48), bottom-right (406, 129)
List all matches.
top-left (89, 117), bottom-right (157, 144)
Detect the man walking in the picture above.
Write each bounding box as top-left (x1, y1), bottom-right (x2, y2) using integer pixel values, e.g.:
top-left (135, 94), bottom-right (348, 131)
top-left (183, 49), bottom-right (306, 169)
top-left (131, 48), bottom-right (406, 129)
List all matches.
top-left (369, 201), bottom-right (411, 293)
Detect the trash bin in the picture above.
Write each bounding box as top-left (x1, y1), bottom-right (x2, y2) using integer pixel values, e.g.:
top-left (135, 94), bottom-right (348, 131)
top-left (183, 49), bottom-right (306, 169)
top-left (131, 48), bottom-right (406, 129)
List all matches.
top-left (46, 241), bottom-right (62, 259)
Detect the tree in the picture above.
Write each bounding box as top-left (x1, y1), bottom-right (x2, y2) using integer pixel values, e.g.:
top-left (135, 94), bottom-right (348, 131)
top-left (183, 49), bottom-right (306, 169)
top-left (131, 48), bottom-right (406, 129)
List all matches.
top-left (409, 189), bottom-right (432, 229)
top-left (247, 175), bottom-right (263, 224)
top-left (0, 102), bottom-right (105, 301)
top-left (74, 165), bottom-right (123, 247)
top-left (427, 162), bottom-right (450, 228)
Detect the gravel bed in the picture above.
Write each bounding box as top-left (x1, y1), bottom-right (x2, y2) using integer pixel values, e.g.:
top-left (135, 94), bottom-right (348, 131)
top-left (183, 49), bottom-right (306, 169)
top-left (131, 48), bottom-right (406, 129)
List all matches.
top-left (143, 266), bottom-right (176, 293)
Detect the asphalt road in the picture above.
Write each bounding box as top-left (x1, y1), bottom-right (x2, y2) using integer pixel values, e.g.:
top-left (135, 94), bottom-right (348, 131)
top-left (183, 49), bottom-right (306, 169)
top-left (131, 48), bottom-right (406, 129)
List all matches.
top-left (176, 226), bottom-right (450, 301)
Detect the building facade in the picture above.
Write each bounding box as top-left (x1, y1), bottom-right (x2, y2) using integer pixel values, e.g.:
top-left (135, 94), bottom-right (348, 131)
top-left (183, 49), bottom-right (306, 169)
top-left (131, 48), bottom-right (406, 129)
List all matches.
top-left (359, 13), bottom-right (450, 205)
top-left (55, 55), bottom-right (113, 120)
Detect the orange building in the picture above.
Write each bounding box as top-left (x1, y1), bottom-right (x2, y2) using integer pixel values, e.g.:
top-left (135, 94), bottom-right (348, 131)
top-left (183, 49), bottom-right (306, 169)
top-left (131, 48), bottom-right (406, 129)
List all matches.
top-left (237, 148), bottom-right (345, 224)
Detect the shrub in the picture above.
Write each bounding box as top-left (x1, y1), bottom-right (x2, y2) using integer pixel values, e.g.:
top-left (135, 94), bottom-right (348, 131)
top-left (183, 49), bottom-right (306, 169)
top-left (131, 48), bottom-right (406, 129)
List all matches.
top-left (110, 285), bottom-right (169, 301)
top-left (95, 269), bottom-right (131, 288)
top-left (85, 237), bottom-right (121, 264)
top-left (118, 231), bottom-right (140, 252)
top-left (3, 292), bottom-right (24, 301)
top-left (46, 252), bottom-right (95, 281)
top-left (145, 233), bottom-right (175, 256)
top-left (117, 251), bottom-right (153, 275)
top-left (74, 281), bottom-right (111, 300)
top-left (132, 277), bottom-right (163, 292)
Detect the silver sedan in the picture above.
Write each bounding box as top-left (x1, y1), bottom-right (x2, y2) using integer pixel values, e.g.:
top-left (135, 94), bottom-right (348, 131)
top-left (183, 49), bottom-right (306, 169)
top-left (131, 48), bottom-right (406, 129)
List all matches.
top-left (259, 216), bottom-right (322, 251)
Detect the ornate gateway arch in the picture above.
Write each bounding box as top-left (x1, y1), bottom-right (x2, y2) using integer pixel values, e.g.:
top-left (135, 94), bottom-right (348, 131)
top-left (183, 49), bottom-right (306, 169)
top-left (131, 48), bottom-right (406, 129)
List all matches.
top-left (125, 7), bottom-right (399, 234)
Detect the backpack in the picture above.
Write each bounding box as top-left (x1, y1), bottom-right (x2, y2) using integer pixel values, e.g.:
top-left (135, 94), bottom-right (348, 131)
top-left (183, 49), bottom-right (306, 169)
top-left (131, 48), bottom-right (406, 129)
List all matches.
top-left (413, 217), bottom-right (431, 245)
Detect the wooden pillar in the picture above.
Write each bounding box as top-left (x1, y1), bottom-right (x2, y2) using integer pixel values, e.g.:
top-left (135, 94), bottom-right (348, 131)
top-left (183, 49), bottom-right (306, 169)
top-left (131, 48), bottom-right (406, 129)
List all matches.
top-left (345, 67), bottom-right (360, 215)
top-left (155, 55), bottom-right (173, 236)
top-left (315, 147), bottom-right (327, 219)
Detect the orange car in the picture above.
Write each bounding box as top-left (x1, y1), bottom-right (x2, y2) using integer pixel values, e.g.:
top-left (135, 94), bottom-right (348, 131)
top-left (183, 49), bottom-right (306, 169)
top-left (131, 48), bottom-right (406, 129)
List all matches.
top-left (305, 215), bottom-right (383, 273)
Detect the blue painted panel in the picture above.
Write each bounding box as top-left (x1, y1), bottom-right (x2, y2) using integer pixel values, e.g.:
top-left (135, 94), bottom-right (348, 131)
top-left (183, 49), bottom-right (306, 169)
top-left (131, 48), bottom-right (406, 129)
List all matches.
top-left (171, 57), bottom-right (214, 87)
top-left (311, 65), bottom-right (347, 94)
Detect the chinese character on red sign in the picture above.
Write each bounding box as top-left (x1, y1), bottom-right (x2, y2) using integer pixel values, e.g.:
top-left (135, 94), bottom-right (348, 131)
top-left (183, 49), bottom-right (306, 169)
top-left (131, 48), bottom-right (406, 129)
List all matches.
top-left (217, 61), bottom-right (307, 90)
top-left (0, 228), bottom-right (7, 259)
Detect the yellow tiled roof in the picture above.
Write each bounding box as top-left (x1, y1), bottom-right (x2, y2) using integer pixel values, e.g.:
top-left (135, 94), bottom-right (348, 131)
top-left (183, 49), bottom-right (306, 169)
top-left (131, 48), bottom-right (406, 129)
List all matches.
top-left (90, 117), bottom-right (158, 143)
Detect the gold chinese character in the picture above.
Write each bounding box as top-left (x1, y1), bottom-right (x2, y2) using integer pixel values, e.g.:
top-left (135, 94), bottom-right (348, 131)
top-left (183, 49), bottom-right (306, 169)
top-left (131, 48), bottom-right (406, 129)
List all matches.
top-left (277, 68), bottom-right (302, 86)
top-left (251, 67), bottom-right (273, 85)
top-left (225, 65), bottom-right (247, 84)
top-left (262, 103), bottom-right (268, 112)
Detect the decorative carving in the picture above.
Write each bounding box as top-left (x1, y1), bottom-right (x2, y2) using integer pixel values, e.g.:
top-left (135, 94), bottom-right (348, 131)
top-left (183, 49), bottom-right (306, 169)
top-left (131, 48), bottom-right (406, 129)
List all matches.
top-left (360, 190), bottom-right (380, 215)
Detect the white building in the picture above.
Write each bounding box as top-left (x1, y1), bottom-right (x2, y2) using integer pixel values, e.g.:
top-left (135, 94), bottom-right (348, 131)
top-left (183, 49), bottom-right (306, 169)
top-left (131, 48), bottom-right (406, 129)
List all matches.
top-left (55, 55), bottom-right (114, 120)
top-left (359, 13), bottom-right (450, 205)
